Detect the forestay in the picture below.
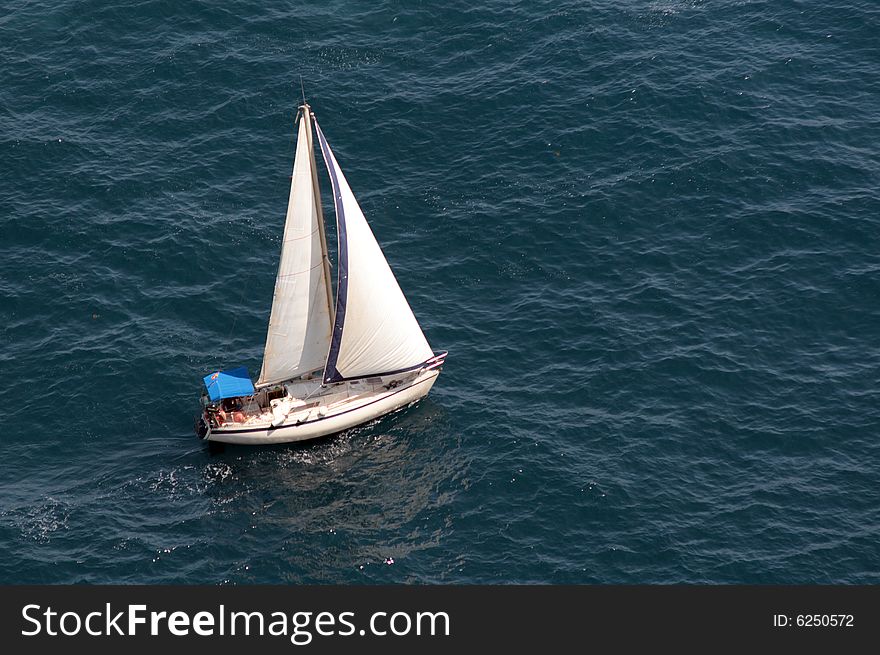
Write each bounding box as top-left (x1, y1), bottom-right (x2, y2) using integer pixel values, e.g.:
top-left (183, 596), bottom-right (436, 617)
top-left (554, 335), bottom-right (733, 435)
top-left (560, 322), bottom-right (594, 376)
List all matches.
top-left (256, 112), bottom-right (333, 387)
top-left (314, 120), bottom-right (434, 383)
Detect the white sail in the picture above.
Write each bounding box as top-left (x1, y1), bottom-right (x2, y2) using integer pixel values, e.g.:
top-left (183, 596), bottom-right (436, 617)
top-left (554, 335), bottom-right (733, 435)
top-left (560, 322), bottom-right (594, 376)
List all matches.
top-left (314, 121), bottom-right (434, 383)
top-left (257, 110), bottom-right (333, 387)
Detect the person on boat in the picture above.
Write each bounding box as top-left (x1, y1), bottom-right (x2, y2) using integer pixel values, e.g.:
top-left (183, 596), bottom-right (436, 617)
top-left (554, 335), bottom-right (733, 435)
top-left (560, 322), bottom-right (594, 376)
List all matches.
top-left (226, 397), bottom-right (246, 423)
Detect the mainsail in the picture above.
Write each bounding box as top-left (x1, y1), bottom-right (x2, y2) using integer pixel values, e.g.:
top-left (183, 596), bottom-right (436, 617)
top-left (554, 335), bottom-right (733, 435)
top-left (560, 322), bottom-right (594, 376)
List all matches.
top-left (256, 108), bottom-right (334, 387)
top-left (314, 120), bottom-right (434, 383)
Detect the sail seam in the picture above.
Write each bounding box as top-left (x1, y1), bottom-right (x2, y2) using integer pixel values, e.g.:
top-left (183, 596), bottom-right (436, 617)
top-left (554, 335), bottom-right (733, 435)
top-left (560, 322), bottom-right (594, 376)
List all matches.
top-left (282, 227), bottom-right (320, 243)
top-left (276, 261), bottom-right (324, 278)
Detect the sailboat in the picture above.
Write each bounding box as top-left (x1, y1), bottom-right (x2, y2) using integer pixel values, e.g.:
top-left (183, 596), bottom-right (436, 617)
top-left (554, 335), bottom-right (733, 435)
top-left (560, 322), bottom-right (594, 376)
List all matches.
top-left (195, 103), bottom-right (446, 445)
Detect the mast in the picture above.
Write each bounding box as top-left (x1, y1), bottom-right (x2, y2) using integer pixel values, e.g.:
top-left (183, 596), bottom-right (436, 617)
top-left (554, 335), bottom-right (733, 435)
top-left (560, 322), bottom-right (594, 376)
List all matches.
top-left (301, 103), bottom-right (335, 327)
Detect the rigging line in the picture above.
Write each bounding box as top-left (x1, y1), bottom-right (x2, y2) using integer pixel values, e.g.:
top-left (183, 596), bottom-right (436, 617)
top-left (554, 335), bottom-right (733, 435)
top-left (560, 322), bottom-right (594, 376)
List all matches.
top-left (300, 75), bottom-right (306, 105)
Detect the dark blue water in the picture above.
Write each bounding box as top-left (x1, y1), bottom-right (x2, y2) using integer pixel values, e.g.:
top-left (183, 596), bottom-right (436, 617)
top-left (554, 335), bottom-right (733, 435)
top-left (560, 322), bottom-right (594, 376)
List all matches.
top-left (2, 0), bottom-right (880, 584)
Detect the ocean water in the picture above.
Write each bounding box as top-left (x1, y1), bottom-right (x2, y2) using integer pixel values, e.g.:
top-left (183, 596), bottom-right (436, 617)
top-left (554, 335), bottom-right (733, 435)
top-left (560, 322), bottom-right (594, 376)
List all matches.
top-left (2, 0), bottom-right (879, 584)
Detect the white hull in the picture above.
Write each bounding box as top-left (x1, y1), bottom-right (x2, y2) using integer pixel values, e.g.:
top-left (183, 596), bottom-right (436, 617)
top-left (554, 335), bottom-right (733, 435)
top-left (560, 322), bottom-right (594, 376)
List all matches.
top-left (203, 369), bottom-right (439, 445)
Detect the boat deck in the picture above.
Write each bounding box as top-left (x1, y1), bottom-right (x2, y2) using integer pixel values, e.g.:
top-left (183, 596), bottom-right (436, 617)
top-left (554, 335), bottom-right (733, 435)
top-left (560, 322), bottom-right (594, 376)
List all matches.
top-left (211, 375), bottom-right (405, 430)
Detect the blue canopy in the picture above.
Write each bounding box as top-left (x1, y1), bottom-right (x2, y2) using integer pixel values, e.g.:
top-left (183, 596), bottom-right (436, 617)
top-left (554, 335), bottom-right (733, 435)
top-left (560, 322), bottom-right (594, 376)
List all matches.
top-left (203, 366), bottom-right (255, 402)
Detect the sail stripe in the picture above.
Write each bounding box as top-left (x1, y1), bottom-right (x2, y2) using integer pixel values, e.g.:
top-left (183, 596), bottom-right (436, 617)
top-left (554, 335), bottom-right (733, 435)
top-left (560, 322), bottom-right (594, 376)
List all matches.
top-left (314, 120), bottom-right (347, 383)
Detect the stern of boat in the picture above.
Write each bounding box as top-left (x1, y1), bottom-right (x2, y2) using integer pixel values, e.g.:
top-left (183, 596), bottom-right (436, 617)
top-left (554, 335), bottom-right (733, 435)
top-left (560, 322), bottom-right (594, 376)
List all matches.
top-left (195, 413), bottom-right (211, 440)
